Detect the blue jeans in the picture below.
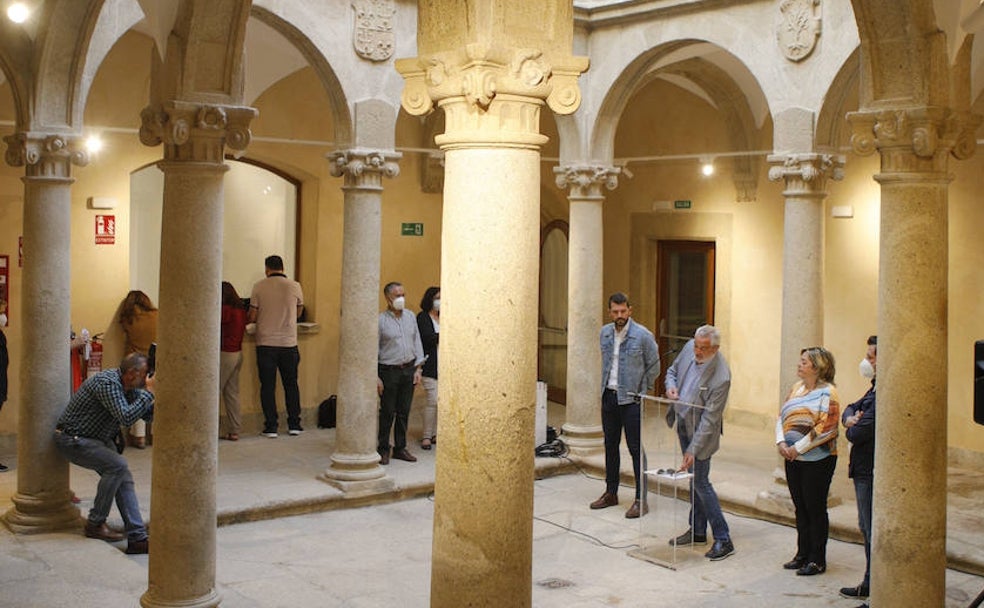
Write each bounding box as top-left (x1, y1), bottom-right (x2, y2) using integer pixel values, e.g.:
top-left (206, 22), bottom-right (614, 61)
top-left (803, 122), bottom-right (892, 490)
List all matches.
top-left (601, 389), bottom-right (643, 499)
top-left (54, 431), bottom-right (147, 541)
top-left (676, 422), bottom-right (730, 541)
top-left (256, 345), bottom-right (301, 432)
top-left (854, 475), bottom-right (873, 587)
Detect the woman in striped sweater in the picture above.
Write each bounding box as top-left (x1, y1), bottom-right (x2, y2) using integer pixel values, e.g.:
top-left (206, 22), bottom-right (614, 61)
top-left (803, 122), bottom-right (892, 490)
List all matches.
top-left (776, 346), bottom-right (840, 576)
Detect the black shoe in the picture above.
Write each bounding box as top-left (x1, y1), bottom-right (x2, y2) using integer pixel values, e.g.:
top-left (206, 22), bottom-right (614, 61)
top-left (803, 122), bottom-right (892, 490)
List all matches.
top-left (125, 538), bottom-right (149, 554)
top-left (796, 562), bottom-right (826, 576)
top-left (0, 462), bottom-right (7, 472)
top-left (783, 556), bottom-right (807, 570)
top-left (378, 449), bottom-right (390, 465)
top-left (669, 528), bottom-right (707, 546)
top-left (705, 539), bottom-right (735, 561)
top-left (840, 584), bottom-right (869, 599)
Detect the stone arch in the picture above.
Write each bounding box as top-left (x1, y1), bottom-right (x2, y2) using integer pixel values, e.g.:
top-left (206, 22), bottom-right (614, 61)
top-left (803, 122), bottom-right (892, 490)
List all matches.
top-left (0, 18), bottom-right (34, 128)
top-left (32, 0), bottom-right (106, 130)
top-left (590, 40), bottom-right (767, 166)
top-left (850, 0), bottom-right (946, 107)
top-left (591, 40), bottom-right (767, 200)
top-left (251, 4), bottom-right (356, 148)
top-left (816, 48), bottom-right (861, 152)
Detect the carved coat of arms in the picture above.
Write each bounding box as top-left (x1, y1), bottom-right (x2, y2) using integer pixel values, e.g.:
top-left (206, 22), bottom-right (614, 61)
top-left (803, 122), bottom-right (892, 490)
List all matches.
top-left (353, 0), bottom-right (395, 62)
top-left (777, 0), bottom-right (821, 62)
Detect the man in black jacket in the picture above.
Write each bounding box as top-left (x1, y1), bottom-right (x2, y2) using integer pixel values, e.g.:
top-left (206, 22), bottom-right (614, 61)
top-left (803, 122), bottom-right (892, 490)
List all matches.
top-left (839, 335), bottom-right (877, 606)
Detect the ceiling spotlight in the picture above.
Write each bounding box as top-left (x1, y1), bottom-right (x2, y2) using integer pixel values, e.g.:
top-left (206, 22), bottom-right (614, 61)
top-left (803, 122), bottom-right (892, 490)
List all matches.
top-left (700, 158), bottom-right (715, 177)
top-left (85, 136), bottom-right (103, 154)
top-left (6, 2), bottom-right (29, 24)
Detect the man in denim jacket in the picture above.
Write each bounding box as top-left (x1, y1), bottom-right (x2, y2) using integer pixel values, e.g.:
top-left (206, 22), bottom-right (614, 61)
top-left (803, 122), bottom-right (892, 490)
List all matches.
top-left (590, 292), bottom-right (660, 518)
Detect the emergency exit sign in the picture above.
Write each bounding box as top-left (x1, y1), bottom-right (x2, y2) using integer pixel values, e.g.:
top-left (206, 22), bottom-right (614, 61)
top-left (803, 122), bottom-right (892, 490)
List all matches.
top-left (401, 222), bottom-right (423, 236)
top-left (674, 200), bottom-right (692, 209)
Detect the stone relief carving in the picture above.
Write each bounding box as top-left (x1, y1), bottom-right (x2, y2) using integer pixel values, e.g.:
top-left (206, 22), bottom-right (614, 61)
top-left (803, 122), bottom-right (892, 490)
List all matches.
top-left (3, 133), bottom-right (88, 178)
top-left (352, 0), bottom-right (395, 62)
top-left (777, 0), bottom-right (821, 62)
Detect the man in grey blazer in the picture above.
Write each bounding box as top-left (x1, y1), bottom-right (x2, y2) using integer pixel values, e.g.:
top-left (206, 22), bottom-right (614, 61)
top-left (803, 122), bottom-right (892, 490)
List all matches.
top-left (665, 324), bottom-right (735, 560)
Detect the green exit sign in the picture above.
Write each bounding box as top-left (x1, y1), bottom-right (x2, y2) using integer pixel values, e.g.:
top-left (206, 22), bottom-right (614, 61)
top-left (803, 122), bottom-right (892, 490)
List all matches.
top-left (674, 200), bottom-right (692, 209)
top-left (401, 222), bottom-right (424, 236)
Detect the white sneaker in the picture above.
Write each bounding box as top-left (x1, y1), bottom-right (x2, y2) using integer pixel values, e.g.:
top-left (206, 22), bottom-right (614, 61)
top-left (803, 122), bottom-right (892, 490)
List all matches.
top-left (262, 432), bottom-right (278, 438)
top-left (288, 428), bottom-right (303, 436)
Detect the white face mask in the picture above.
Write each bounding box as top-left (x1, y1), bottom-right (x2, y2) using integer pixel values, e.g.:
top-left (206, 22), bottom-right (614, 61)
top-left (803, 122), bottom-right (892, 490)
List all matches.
top-left (392, 296), bottom-right (406, 311)
top-left (0, 313), bottom-right (6, 327)
top-left (859, 358), bottom-right (875, 380)
top-left (432, 299), bottom-right (440, 312)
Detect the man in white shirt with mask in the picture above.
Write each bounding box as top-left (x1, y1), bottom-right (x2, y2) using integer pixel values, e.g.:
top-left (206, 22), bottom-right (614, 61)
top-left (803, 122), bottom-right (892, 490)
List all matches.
top-left (377, 282), bottom-right (424, 464)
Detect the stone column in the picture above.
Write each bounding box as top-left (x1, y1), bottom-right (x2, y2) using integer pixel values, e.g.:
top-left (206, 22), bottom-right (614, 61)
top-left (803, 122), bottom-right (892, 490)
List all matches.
top-left (1, 133), bottom-right (86, 533)
top-left (755, 153), bottom-right (844, 515)
top-left (553, 165), bottom-right (619, 455)
top-left (767, 153), bottom-right (844, 398)
top-left (138, 102), bottom-right (255, 608)
top-left (321, 148), bottom-right (399, 494)
top-left (398, 3), bottom-right (586, 605)
top-left (849, 106), bottom-right (976, 607)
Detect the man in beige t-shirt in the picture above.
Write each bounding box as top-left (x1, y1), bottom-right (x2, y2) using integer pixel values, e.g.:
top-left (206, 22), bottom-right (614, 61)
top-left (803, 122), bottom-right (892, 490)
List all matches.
top-left (248, 255), bottom-right (304, 437)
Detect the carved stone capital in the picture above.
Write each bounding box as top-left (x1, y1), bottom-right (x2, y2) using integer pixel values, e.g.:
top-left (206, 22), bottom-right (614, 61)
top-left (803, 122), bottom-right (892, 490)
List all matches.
top-left (3, 132), bottom-right (88, 179)
top-left (553, 165), bottom-right (620, 200)
top-left (767, 153), bottom-right (844, 196)
top-left (328, 148), bottom-right (402, 190)
top-left (848, 106), bottom-right (980, 174)
top-left (139, 101), bottom-right (257, 164)
top-left (396, 44), bottom-right (589, 119)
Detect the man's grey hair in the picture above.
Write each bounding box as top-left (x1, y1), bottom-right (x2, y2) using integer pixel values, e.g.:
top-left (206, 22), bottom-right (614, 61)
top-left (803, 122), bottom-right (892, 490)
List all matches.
top-left (120, 352), bottom-right (149, 374)
top-left (383, 282), bottom-right (402, 297)
top-left (694, 324), bottom-right (721, 346)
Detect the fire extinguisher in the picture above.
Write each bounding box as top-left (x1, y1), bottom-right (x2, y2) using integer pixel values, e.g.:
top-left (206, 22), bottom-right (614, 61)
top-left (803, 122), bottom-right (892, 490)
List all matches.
top-left (70, 328), bottom-right (87, 392)
top-left (86, 333), bottom-right (104, 378)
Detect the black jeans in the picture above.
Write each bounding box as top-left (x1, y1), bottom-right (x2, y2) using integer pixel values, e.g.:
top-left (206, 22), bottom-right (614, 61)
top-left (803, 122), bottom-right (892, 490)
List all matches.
top-left (378, 364), bottom-right (415, 453)
top-left (785, 455), bottom-right (837, 566)
top-left (601, 389), bottom-right (643, 499)
top-left (256, 345), bottom-right (301, 432)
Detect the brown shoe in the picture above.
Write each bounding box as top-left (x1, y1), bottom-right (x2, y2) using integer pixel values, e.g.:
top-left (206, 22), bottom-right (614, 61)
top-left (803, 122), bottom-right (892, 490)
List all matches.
top-left (379, 450), bottom-right (390, 465)
top-left (590, 492), bottom-right (618, 510)
top-left (125, 538), bottom-right (149, 554)
top-left (84, 521), bottom-right (124, 542)
top-left (392, 448), bottom-right (417, 462)
top-left (625, 499), bottom-right (649, 519)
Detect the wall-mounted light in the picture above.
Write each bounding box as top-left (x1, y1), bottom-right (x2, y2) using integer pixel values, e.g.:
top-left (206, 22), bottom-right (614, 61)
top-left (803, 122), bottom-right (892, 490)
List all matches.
top-left (700, 157), bottom-right (715, 177)
top-left (85, 135), bottom-right (104, 154)
top-left (6, 2), bottom-right (30, 23)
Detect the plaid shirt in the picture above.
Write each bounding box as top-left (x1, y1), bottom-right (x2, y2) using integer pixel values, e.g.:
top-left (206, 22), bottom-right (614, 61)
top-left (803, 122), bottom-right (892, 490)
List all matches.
top-left (56, 368), bottom-right (154, 444)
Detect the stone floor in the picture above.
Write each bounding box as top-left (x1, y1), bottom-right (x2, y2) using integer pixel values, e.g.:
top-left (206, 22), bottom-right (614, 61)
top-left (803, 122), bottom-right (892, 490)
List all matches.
top-left (0, 403), bottom-right (982, 607)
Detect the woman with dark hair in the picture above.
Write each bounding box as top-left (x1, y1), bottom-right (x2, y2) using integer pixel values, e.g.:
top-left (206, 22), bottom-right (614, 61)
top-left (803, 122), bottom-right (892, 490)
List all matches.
top-left (416, 286), bottom-right (440, 450)
top-left (776, 346), bottom-right (840, 577)
top-left (220, 281), bottom-right (248, 441)
top-left (119, 290), bottom-right (157, 448)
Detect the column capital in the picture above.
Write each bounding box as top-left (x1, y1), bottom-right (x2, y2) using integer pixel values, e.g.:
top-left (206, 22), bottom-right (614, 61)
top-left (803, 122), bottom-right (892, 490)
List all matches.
top-left (396, 45), bottom-right (588, 120)
top-left (3, 132), bottom-right (88, 179)
top-left (847, 106), bottom-right (981, 173)
top-left (139, 101), bottom-right (257, 164)
top-left (553, 164), bottom-right (620, 200)
top-left (328, 148), bottom-right (402, 190)
top-left (767, 153), bottom-right (844, 196)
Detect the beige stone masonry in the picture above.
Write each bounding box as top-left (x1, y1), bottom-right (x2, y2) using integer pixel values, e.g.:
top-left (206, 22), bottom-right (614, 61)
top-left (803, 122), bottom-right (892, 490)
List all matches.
top-left (1, 133), bottom-right (87, 534)
top-left (139, 101), bottom-right (255, 608)
top-left (322, 148), bottom-right (400, 494)
top-left (848, 105), bottom-right (977, 608)
top-left (553, 165), bottom-right (620, 455)
top-left (398, 2), bottom-right (586, 604)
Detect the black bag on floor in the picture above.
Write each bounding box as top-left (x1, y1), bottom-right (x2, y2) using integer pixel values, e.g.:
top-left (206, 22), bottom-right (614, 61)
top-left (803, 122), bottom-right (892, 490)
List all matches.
top-left (317, 395), bottom-right (337, 429)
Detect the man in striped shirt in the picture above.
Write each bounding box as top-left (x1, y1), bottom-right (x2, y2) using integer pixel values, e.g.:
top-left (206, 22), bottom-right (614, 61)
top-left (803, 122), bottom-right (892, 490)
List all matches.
top-left (53, 352), bottom-right (155, 554)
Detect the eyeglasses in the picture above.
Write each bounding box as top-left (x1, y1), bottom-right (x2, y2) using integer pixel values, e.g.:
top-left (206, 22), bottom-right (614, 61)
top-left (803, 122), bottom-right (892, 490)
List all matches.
top-left (656, 468), bottom-right (676, 475)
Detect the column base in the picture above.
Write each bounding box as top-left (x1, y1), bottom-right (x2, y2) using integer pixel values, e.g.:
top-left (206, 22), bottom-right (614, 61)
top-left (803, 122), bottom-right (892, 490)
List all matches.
top-left (320, 451), bottom-right (395, 496)
top-left (560, 423), bottom-right (604, 456)
top-left (2, 491), bottom-right (81, 534)
top-left (141, 588), bottom-right (220, 608)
